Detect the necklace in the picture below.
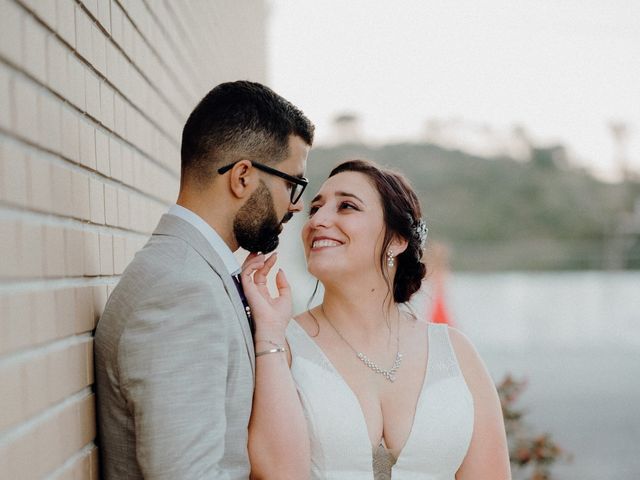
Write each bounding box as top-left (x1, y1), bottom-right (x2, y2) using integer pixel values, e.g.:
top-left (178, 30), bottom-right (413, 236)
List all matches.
top-left (320, 305), bottom-right (403, 382)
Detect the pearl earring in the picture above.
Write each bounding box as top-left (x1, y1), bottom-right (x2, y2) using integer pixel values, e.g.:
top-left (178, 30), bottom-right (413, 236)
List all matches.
top-left (386, 249), bottom-right (395, 268)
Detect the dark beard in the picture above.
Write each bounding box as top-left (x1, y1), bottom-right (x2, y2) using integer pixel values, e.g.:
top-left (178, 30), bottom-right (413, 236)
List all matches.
top-left (233, 181), bottom-right (282, 253)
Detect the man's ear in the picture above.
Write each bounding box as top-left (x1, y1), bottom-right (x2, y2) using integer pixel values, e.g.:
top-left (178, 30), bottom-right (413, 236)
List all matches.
top-left (228, 160), bottom-right (254, 199)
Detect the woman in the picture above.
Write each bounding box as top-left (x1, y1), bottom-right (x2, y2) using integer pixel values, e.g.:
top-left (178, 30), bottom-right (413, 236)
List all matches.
top-left (242, 160), bottom-right (511, 479)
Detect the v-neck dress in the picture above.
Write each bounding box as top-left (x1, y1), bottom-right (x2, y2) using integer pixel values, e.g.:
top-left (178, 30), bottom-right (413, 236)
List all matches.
top-left (286, 321), bottom-right (474, 479)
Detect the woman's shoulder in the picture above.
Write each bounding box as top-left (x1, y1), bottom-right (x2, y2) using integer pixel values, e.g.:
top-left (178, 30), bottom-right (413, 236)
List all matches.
top-left (444, 326), bottom-right (497, 400)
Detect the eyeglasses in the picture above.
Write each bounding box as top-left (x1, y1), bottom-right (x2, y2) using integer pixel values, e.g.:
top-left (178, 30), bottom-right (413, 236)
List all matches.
top-left (217, 161), bottom-right (308, 205)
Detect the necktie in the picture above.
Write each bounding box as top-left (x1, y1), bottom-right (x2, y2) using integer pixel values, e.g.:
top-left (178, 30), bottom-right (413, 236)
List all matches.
top-left (232, 274), bottom-right (255, 335)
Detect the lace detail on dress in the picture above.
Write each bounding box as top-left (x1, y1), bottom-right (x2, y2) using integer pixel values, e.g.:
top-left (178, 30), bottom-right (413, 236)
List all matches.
top-left (372, 444), bottom-right (396, 480)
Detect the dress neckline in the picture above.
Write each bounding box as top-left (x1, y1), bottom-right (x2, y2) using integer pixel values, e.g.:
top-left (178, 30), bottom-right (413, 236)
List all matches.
top-left (289, 319), bottom-right (433, 464)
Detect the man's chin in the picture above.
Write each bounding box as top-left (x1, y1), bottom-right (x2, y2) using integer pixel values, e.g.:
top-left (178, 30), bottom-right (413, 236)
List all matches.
top-left (240, 235), bottom-right (279, 254)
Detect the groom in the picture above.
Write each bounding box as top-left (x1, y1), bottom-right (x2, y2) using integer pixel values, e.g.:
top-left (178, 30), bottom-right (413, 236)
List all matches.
top-left (95, 81), bottom-right (314, 479)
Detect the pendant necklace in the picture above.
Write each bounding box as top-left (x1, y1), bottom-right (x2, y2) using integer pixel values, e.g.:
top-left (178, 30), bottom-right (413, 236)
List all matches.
top-left (320, 305), bottom-right (403, 382)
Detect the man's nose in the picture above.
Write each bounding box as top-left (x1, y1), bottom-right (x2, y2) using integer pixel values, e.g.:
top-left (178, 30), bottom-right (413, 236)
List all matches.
top-left (289, 197), bottom-right (304, 213)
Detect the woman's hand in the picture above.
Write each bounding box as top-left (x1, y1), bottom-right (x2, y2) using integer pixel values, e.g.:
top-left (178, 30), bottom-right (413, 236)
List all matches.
top-left (240, 252), bottom-right (292, 341)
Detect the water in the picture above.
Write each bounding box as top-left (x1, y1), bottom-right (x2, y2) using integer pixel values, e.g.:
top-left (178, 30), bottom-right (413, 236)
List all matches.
top-left (444, 272), bottom-right (640, 480)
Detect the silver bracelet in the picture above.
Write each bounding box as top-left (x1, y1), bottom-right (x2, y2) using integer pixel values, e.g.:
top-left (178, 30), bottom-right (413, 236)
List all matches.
top-left (255, 346), bottom-right (287, 357)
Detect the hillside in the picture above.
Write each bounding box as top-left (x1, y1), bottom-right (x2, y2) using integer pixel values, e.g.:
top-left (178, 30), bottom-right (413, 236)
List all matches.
top-left (304, 143), bottom-right (640, 270)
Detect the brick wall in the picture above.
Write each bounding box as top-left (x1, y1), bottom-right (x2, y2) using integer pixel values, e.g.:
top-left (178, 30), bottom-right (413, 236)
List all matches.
top-left (0, 0), bottom-right (267, 477)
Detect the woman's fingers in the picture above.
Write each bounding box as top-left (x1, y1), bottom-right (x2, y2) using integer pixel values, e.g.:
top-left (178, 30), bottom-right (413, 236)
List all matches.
top-left (275, 268), bottom-right (291, 300)
top-left (253, 253), bottom-right (277, 286)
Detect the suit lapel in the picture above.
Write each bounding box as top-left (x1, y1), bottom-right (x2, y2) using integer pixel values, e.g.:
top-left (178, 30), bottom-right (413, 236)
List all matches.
top-left (153, 214), bottom-right (256, 375)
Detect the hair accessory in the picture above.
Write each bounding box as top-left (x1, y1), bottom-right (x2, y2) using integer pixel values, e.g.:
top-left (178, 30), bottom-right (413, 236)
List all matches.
top-left (386, 249), bottom-right (395, 268)
top-left (413, 219), bottom-right (429, 249)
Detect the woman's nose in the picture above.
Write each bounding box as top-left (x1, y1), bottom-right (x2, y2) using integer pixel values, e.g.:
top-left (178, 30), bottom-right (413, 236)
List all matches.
top-left (308, 206), bottom-right (332, 228)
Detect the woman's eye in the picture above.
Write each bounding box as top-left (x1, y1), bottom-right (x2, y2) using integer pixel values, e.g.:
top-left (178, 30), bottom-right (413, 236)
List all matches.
top-left (308, 205), bottom-right (319, 216)
top-left (339, 202), bottom-right (357, 211)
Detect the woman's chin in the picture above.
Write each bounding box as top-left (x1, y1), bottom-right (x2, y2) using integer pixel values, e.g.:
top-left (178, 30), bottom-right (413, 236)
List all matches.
top-left (306, 260), bottom-right (339, 283)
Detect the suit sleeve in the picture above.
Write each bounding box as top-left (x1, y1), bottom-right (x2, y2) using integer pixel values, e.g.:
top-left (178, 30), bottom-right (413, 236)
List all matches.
top-left (119, 276), bottom-right (231, 479)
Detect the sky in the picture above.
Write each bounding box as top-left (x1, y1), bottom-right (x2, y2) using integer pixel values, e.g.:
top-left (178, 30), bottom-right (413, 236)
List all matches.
top-left (267, 0), bottom-right (640, 180)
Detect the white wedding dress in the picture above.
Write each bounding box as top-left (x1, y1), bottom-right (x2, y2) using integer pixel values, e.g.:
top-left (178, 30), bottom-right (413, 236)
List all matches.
top-left (286, 321), bottom-right (474, 479)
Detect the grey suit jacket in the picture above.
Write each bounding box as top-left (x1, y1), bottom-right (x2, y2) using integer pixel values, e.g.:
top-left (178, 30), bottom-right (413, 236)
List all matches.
top-left (95, 214), bottom-right (255, 480)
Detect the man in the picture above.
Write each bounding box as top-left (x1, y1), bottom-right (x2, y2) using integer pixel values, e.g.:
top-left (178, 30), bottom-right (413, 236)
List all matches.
top-left (95, 81), bottom-right (314, 479)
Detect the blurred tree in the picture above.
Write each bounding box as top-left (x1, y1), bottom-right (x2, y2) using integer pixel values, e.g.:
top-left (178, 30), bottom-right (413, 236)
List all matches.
top-left (307, 142), bottom-right (640, 270)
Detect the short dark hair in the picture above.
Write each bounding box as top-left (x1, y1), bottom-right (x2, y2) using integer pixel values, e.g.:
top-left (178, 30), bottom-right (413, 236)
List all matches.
top-left (181, 81), bottom-right (314, 186)
top-left (329, 159), bottom-right (427, 303)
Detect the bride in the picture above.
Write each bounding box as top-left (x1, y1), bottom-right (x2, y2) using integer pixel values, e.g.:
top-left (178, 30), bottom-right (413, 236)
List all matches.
top-left (241, 159), bottom-right (510, 479)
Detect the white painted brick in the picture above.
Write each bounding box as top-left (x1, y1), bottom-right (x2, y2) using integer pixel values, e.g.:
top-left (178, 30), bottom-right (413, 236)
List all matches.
top-left (112, 234), bottom-right (126, 274)
top-left (132, 151), bottom-right (143, 190)
top-left (23, 16), bottom-right (47, 84)
top-left (56, 0), bottom-right (76, 47)
top-left (117, 188), bottom-right (129, 229)
top-left (125, 102), bottom-right (138, 145)
top-left (97, 0), bottom-right (111, 33)
top-left (110, 0), bottom-right (123, 45)
top-left (91, 23), bottom-right (107, 75)
top-left (128, 192), bottom-right (139, 229)
top-left (0, 220), bottom-right (20, 278)
top-left (0, 0), bottom-right (23, 66)
top-left (74, 287), bottom-right (95, 332)
top-left (34, 0), bottom-right (57, 30)
top-left (104, 184), bottom-right (118, 226)
top-left (1, 141), bottom-right (29, 207)
top-left (80, 0), bottom-right (99, 18)
top-left (0, 65), bottom-right (11, 130)
top-left (54, 287), bottom-right (76, 337)
top-left (121, 144), bottom-right (133, 186)
top-left (121, 13), bottom-right (134, 57)
top-left (28, 152), bottom-right (53, 212)
top-left (71, 170), bottom-right (91, 220)
top-left (13, 80), bottom-right (39, 144)
top-left (2, 293), bottom-right (32, 352)
top-left (61, 106), bottom-right (80, 162)
top-left (32, 290), bottom-right (56, 345)
top-left (83, 229), bottom-right (100, 276)
top-left (75, 4), bottom-right (93, 62)
top-left (65, 228), bottom-right (85, 276)
top-left (105, 40), bottom-right (118, 84)
top-left (95, 128), bottom-right (109, 175)
top-left (99, 233), bottom-right (114, 275)
top-left (89, 177), bottom-right (105, 224)
top-left (67, 53), bottom-right (86, 110)
top-left (39, 93), bottom-right (62, 154)
top-left (79, 116), bottom-right (97, 169)
top-left (113, 92), bottom-right (126, 137)
top-left (44, 225), bottom-right (66, 277)
top-left (109, 137), bottom-right (122, 180)
top-left (100, 81), bottom-right (114, 130)
top-left (19, 222), bottom-right (44, 278)
top-left (85, 68), bottom-right (101, 120)
top-left (51, 163), bottom-right (73, 216)
top-left (46, 35), bottom-right (68, 97)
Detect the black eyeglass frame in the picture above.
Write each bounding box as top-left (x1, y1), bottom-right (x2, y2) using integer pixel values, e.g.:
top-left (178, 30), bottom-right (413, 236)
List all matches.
top-left (217, 161), bottom-right (308, 204)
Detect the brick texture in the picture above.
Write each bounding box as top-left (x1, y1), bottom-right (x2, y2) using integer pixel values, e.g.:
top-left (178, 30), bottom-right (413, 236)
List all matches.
top-left (0, 0), bottom-right (267, 476)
